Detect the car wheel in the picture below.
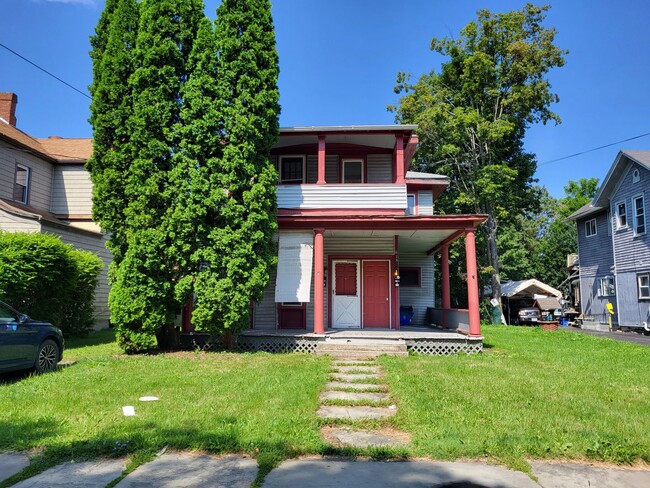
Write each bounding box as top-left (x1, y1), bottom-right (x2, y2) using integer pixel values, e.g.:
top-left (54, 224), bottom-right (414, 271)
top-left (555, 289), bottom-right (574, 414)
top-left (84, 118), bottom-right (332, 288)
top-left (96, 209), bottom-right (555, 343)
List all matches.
top-left (35, 339), bottom-right (59, 373)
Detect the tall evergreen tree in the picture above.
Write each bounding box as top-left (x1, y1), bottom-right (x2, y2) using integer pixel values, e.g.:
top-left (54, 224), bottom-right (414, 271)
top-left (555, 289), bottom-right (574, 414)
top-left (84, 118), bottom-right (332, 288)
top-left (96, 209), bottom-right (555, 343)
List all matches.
top-left (189, 0), bottom-right (280, 335)
top-left (87, 0), bottom-right (138, 264)
top-left (109, 0), bottom-right (204, 352)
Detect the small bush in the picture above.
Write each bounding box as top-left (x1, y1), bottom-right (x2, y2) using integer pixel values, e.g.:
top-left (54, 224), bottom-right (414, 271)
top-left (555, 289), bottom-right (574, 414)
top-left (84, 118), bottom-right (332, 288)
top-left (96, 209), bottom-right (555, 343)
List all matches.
top-left (0, 232), bottom-right (103, 337)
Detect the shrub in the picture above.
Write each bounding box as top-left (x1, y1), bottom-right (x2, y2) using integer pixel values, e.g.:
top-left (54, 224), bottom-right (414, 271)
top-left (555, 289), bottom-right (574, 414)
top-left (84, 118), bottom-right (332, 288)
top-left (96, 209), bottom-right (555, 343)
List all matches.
top-left (0, 232), bottom-right (103, 337)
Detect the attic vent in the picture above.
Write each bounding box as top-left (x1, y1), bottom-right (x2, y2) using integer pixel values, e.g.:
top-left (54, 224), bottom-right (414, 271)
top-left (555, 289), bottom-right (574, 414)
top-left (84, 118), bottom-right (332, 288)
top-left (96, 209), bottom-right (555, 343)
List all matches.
top-left (633, 169), bottom-right (640, 183)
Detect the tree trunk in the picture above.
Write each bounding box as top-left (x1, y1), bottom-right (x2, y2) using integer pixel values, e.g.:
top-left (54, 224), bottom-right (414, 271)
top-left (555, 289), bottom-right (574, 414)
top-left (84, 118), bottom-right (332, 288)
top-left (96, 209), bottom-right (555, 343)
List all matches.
top-left (485, 213), bottom-right (505, 323)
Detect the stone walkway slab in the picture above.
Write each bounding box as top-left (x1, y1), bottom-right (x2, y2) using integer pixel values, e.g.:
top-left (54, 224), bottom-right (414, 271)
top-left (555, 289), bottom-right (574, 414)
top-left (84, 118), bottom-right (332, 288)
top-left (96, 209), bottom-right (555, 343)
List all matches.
top-left (317, 406), bottom-right (396, 420)
top-left (333, 360), bottom-right (376, 366)
top-left (116, 453), bottom-right (257, 488)
top-left (0, 453), bottom-right (30, 482)
top-left (531, 461), bottom-right (650, 488)
top-left (330, 373), bottom-right (379, 382)
top-left (322, 428), bottom-right (410, 448)
top-left (326, 381), bottom-right (385, 391)
top-left (12, 459), bottom-right (125, 488)
top-left (333, 366), bottom-right (379, 374)
top-left (262, 459), bottom-right (539, 487)
top-left (320, 391), bottom-right (389, 402)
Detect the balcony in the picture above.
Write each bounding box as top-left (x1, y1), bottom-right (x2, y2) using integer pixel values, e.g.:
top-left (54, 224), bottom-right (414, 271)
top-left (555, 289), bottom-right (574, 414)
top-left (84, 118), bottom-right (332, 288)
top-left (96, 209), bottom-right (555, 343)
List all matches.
top-left (277, 183), bottom-right (407, 210)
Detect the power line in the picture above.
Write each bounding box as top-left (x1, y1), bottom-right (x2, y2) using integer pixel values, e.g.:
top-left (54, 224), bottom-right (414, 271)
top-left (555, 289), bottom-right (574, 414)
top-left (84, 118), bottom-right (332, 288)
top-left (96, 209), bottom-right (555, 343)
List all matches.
top-left (538, 131), bottom-right (650, 166)
top-left (0, 41), bottom-right (91, 100)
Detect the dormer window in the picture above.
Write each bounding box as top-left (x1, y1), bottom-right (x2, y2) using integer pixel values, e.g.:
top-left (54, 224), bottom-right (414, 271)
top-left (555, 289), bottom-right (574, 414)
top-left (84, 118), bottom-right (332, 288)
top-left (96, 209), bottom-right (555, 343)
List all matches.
top-left (13, 164), bottom-right (30, 204)
top-left (279, 155), bottom-right (305, 184)
top-left (633, 169), bottom-right (640, 183)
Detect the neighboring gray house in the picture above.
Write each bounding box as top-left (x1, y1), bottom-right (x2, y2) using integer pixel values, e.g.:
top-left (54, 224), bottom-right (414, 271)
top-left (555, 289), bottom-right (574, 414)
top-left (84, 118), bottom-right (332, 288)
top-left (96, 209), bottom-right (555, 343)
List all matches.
top-left (568, 150), bottom-right (650, 332)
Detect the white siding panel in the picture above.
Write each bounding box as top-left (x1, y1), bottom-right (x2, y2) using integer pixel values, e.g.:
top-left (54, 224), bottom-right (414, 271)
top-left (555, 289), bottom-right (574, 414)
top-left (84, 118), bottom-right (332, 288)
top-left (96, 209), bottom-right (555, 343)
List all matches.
top-left (41, 223), bottom-right (111, 327)
top-left (254, 267), bottom-right (278, 329)
top-left (277, 184), bottom-right (406, 209)
top-left (399, 252), bottom-right (435, 325)
top-left (417, 190), bottom-right (434, 216)
top-left (51, 166), bottom-right (93, 215)
top-left (0, 209), bottom-right (41, 233)
top-left (306, 155), bottom-right (317, 184)
top-left (326, 155), bottom-right (339, 183)
top-left (324, 236), bottom-right (395, 255)
top-left (367, 154), bottom-right (393, 183)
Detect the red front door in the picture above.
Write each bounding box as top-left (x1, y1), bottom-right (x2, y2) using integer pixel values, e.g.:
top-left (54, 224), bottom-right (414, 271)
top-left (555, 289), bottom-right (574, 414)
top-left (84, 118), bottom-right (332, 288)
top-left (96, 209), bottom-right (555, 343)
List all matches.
top-left (362, 260), bottom-right (390, 328)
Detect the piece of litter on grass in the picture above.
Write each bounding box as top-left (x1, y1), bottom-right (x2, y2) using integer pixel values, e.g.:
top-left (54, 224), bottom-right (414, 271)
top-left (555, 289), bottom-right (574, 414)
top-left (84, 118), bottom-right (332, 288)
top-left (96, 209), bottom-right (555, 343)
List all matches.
top-left (388, 404), bottom-right (397, 410)
top-left (122, 406), bottom-right (136, 416)
top-left (156, 445), bottom-right (169, 457)
top-left (139, 396), bottom-right (159, 402)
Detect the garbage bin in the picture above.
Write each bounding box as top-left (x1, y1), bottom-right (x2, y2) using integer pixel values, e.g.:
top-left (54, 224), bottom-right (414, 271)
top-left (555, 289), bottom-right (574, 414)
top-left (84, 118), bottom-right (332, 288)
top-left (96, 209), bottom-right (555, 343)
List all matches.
top-left (400, 306), bottom-right (414, 326)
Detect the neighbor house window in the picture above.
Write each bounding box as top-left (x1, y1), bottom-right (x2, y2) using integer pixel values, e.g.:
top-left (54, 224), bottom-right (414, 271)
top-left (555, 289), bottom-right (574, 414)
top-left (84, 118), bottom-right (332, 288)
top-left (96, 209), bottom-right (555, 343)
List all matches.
top-left (633, 195), bottom-right (646, 235)
top-left (598, 276), bottom-right (615, 297)
top-left (399, 267), bottom-right (421, 287)
top-left (406, 194), bottom-right (417, 216)
top-left (616, 201), bottom-right (627, 229)
top-left (585, 218), bottom-right (597, 237)
top-left (13, 164), bottom-right (30, 204)
top-left (638, 273), bottom-right (650, 299)
top-left (342, 159), bottom-right (363, 183)
top-left (279, 155), bottom-right (305, 184)
top-left (633, 169), bottom-right (640, 183)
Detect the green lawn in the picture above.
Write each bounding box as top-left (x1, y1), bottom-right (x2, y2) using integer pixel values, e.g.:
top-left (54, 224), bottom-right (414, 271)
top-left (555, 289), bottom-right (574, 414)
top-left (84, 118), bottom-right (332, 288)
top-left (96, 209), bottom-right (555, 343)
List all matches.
top-left (1, 326), bottom-right (649, 483)
top-left (382, 325), bottom-right (650, 470)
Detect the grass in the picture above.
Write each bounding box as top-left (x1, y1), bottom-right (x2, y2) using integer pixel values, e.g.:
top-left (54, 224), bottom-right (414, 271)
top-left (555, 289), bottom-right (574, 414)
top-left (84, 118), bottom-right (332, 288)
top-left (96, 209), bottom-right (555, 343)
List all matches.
top-left (380, 325), bottom-right (650, 470)
top-left (2, 325), bottom-right (649, 484)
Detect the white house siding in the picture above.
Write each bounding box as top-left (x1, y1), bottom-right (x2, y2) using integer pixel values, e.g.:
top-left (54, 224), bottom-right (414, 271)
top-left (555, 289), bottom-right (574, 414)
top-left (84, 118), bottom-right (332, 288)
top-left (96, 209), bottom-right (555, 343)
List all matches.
top-left (50, 165), bottom-right (93, 216)
top-left (367, 154), bottom-right (392, 183)
top-left (41, 222), bottom-right (111, 328)
top-left (417, 190), bottom-right (434, 216)
top-left (277, 184), bottom-right (406, 209)
top-left (0, 140), bottom-right (53, 212)
top-left (609, 162), bottom-right (650, 326)
top-left (576, 209), bottom-right (616, 324)
top-left (0, 208), bottom-right (41, 233)
top-left (398, 251), bottom-right (435, 325)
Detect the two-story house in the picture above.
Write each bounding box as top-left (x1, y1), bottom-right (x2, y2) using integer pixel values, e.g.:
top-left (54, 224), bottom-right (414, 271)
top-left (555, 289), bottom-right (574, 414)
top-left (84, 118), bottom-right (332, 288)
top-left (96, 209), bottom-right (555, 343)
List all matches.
top-left (242, 125), bottom-right (486, 352)
top-left (0, 93), bottom-right (111, 327)
top-left (569, 150), bottom-right (650, 333)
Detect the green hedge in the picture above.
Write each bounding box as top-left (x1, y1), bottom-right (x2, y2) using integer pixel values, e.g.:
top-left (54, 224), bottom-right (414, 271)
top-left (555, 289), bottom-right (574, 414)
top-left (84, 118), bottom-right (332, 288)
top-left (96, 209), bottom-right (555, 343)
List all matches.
top-left (0, 232), bottom-right (103, 337)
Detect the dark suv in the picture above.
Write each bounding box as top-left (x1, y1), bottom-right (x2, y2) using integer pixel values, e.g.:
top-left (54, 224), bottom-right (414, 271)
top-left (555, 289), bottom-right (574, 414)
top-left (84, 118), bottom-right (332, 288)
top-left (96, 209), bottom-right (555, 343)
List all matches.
top-left (0, 301), bottom-right (64, 374)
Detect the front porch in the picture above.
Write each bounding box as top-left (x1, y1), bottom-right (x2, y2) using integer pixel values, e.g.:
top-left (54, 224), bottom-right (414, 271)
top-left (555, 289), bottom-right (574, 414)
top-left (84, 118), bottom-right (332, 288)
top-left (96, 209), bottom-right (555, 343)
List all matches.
top-left (237, 326), bottom-right (483, 356)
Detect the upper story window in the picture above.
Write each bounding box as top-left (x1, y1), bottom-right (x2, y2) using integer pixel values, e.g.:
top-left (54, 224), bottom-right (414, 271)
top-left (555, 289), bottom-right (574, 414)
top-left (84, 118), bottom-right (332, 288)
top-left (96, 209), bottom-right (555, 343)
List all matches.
top-left (616, 201), bottom-right (627, 229)
top-left (585, 218), bottom-right (597, 237)
top-left (598, 276), bottom-right (615, 297)
top-left (279, 155), bottom-right (305, 185)
top-left (406, 194), bottom-right (417, 216)
top-left (633, 194), bottom-right (646, 235)
top-left (13, 164), bottom-right (30, 204)
top-left (633, 168), bottom-right (640, 183)
top-left (342, 159), bottom-right (363, 183)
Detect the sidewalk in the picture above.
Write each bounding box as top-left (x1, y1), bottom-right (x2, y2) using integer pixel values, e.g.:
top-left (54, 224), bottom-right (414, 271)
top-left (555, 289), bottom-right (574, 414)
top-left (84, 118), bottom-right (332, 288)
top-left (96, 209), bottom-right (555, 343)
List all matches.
top-left (2, 452), bottom-right (649, 487)
top-left (566, 326), bottom-right (650, 346)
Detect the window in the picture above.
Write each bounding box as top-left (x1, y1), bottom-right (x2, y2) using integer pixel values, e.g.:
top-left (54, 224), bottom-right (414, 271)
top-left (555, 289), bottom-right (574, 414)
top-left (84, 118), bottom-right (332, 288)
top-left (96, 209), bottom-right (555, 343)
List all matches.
top-left (633, 195), bottom-right (646, 235)
top-left (406, 194), bottom-right (417, 216)
top-left (616, 201), bottom-right (627, 229)
top-left (598, 276), bottom-right (615, 297)
top-left (13, 164), bottom-right (30, 204)
top-left (638, 273), bottom-right (650, 299)
top-left (585, 218), bottom-right (597, 237)
top-left (342, 159), bottom-right (363, 183)
top-left (279, 156), bottom-right (305, 184)
top-left (633, 169), bottom-right (640, 183)
top-left (399, 267), bottom-right (421, 287)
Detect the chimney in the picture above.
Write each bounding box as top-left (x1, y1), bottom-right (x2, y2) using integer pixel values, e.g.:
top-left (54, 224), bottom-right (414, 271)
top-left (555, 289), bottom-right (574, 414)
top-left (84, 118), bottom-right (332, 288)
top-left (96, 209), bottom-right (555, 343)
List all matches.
top-left (0, 93), bottom-right (18, 127)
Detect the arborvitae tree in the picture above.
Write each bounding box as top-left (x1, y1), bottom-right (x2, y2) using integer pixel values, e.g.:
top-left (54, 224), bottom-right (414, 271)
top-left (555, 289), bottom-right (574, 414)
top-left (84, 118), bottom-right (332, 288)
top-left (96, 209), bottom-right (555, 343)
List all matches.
top-left (190, 0), bottom-right (280, 335)
top-left (88, 0), bottom-right (138, 264)
top-left (109, 0), bottom-right (204, 352)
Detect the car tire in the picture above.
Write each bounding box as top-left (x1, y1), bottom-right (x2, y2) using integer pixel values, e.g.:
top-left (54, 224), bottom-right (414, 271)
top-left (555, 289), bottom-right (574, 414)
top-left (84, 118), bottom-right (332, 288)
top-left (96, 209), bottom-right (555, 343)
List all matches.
top-left (35, 339), bottom-right (59, 373)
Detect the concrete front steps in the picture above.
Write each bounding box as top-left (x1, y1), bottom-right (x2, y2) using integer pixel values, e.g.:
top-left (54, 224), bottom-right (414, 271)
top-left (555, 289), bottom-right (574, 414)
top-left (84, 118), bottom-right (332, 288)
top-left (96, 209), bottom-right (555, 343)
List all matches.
top-left (315, 338), bottom-right (408, 359)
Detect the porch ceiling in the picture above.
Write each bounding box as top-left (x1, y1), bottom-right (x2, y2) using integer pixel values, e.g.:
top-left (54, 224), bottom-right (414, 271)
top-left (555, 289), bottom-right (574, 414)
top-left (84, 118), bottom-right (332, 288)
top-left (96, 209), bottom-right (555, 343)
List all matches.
top-left (325, 228), bottom-right (458, 253)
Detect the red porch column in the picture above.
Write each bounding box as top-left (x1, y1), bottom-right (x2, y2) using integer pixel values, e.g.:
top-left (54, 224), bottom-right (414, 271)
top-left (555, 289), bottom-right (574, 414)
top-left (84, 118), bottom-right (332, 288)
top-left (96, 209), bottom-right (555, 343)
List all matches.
top-left (395, 134), bottom-right (405, 185)
top-left (465, 228), bottom-right (481, 336)
top-left (441, 243), bottom-right (451, 328)
top-left (317, 135), bottom-right (326, 185)
top-left (313, 228), bottom-right (325, 334)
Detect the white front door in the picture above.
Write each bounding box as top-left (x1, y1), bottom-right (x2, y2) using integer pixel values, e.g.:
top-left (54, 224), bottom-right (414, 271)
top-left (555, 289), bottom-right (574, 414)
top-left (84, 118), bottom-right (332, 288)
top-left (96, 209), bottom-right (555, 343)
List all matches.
top-left (331, 260), bottom-right (361, 328)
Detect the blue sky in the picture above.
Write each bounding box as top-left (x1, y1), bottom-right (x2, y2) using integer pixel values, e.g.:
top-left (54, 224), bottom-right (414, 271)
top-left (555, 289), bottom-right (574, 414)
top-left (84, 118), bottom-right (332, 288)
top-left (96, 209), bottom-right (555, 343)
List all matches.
top-left (2, 0), bottom-right (649, 198)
